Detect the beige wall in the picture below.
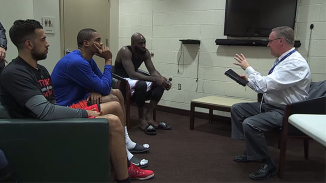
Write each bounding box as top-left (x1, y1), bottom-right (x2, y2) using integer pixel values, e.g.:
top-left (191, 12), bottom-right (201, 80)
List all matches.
top-left (0, 0), bottom-right (61, 73)
top-left (0, 0), bottom-right (34, 64)
top-left (119, 0), bottom-right (326, 114)
top-left (33, 0), bottom-right (61, 73)
top-left (109, 0), bottom-right (119, 63)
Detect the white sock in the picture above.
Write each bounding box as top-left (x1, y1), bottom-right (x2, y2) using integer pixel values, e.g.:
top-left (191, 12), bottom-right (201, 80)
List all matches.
top-left (125, 126), bottom-right (136, 149)
top-left (126, 146), bottom-right (149, 165)
top-left (126, 147), bottom-right (133, 160)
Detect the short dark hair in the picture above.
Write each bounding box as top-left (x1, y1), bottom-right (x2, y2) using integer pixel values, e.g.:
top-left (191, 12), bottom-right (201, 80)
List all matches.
top-left (9, 19), bottom-right (43, 49)
top-left (77, 28), bottom-right (97, 48)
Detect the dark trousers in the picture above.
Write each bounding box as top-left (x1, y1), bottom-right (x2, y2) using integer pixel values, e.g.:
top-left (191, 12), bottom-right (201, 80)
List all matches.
top-left (231, 102), bottom-right (285, 160)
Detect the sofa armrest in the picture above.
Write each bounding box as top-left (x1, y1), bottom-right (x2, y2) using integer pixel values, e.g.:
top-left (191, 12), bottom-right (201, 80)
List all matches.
top-left (282, 96), bottom-right (326, 136)
top-left (0, 118), bottom-right (110, 182)
top-left (290, 96), bottom-right (326, 115)
top-left (112, 73), bottom-right (130, 100)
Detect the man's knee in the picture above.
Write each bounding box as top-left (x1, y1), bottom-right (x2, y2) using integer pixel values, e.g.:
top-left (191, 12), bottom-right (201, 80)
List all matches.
top-left (109, 101), bottom-right (122, 110)
top-left (103, 94), bottom-right (119, 103)
top-left (111, 89), bottom-right (123, 98)
top-left (111, 95), bottom-right (119, 102)
top-left (231, 103), bottom-right (243, 120)
top-left (100, 101), bottom-right (122, 113)
top-left (107, 115), bottom-right (124, 134)
top-left (231, 103), bottom-right (243, 113)
top-left (135, 81), bottom-right (147, 92)
top-left (243, 118), bottom-right (261, 133)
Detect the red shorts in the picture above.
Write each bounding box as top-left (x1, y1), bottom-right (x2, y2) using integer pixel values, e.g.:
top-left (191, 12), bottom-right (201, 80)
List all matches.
top-left (69, 100), bottom-right (100, 118)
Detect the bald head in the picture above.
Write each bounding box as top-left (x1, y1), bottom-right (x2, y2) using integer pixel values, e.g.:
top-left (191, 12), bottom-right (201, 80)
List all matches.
top-left (131, 32), bottom-right (145, 45)
top-left (131, 32), bottom-right (147, 53)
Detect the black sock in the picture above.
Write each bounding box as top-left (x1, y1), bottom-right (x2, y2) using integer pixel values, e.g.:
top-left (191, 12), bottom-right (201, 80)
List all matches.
top-left (262, 158), bottom-right (275, 166)
top-left (117, 177), bottom-right (131, 183)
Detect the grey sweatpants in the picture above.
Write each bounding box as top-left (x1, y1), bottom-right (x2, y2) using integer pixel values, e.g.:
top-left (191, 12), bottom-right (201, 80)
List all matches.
top-left (231, 102), bottom-right (285, 161)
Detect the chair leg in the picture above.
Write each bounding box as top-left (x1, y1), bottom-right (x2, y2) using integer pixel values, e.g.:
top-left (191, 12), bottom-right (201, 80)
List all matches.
top-left (278, 137), bottom-right (288, 179)
top-left (190, 103), bottom-right (195, 130)
top-left (278, 132), bottom-right (282, 149)
top-left (209, 109), bottom-right (213, 123)
top-left (304, 139), bottom-right (309, 160)
top-left (153, 108), bottom-right (156, 122)
top-left (278, 138), bottom-right (281, 149)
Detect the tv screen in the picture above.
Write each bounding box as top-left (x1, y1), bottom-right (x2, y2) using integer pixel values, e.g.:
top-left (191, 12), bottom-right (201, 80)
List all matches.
top-left (224, 0), bottom-right (298, 37)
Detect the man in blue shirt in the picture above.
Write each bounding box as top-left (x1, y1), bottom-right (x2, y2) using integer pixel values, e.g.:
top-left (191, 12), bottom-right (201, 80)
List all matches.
top-left (51, 29), bottom-right (151, 169)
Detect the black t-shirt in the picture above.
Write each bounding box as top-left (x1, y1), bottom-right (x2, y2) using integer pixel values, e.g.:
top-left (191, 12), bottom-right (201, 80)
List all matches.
top-left (0, 57), bottom-right (55, 118)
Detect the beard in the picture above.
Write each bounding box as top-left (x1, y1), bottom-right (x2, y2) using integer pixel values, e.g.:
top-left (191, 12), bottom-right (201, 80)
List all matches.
top-left (31, 48), bottom-right (47, 61)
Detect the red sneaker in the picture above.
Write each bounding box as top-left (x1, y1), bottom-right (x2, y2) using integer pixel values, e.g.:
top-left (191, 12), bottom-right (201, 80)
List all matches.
top-left (128, 163), bottom-right (154, 180)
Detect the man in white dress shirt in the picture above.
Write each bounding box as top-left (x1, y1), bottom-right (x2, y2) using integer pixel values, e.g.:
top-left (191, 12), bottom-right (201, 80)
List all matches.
top-left (231, 26), bottom-right (311, 180)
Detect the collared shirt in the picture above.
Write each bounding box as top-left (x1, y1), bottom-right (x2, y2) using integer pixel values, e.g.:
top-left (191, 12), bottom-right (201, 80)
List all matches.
top-left (245, 48), bottom-right (311, 106)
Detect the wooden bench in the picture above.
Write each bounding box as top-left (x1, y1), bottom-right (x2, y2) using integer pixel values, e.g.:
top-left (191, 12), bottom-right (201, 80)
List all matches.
top-left (190, 96), bottom-right (256, 130)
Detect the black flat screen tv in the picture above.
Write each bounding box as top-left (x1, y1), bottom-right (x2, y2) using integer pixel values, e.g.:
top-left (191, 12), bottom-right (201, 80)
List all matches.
top-left (224, 0), bottom-right (298, 37)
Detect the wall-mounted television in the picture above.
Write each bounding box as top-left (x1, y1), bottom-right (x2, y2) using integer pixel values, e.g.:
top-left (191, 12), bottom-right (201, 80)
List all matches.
top-left (224, 0), bottom-right (298, 37)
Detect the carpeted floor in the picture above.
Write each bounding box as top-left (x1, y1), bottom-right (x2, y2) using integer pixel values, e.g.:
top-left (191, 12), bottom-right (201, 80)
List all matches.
top-left (128, 106), bottom-right (325, 182)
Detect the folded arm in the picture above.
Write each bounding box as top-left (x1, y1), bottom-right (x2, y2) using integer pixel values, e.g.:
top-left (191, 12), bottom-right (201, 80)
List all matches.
top-left (67, 60), bottom-right (112, 95)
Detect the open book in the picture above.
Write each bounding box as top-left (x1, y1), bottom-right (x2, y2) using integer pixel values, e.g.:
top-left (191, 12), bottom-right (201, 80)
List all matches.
top-left (224, 69), bottom-right (248, 87)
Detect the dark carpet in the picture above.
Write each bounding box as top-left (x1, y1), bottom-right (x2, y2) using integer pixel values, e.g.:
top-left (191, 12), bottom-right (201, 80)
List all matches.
top-left (128, 106), bottom-right (325, 182)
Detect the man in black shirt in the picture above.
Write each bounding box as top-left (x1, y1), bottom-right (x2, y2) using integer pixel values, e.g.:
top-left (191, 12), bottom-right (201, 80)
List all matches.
top-left (114, 33), bottom-right (172, 135)
top-left (0, 19), bottom-right (155, 182)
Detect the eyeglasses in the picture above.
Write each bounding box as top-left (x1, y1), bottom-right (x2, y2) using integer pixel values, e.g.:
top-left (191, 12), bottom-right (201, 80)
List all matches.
top-left (268, 38), bottom-right (282, 43)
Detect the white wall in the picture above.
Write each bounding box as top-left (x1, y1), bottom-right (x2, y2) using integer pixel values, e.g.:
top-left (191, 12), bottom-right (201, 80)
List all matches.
top-left (0, 0), bottom-right (61, 73)
top-left (33, 0), bottom-right (61, 73)
top-left (109, 0), bottom-right (120, 63)
top-left (119, 0), bottom-right (326, 113)
top-left (0, 0), bottom-right (34, 63)
top-left (295, 0), bottom-right (326, 82)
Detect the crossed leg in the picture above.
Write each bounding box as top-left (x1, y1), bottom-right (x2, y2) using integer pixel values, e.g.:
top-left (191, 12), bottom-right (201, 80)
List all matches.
top-left (101, 89), bottom-right (126, 126)
top-left (95, 114), bottom-right (128, 181)
top-left (99, 90), bottom-right (149, 166)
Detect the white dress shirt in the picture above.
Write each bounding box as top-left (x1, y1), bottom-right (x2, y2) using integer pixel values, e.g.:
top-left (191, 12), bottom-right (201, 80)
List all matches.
top-left (245, 48), bottom-right (311, 106)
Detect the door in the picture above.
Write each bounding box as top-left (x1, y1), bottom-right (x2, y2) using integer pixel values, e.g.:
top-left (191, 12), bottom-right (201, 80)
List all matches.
top-left (61, 0), bottom-right (110, 71)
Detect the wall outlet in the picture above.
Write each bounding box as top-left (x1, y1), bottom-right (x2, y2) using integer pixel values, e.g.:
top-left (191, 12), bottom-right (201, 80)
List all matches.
top-left (178, 84), bottom-right (181, 90)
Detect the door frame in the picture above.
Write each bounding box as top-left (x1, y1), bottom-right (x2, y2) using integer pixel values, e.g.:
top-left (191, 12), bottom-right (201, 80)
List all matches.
top-left (59, 0), bottom-right (119, 59)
